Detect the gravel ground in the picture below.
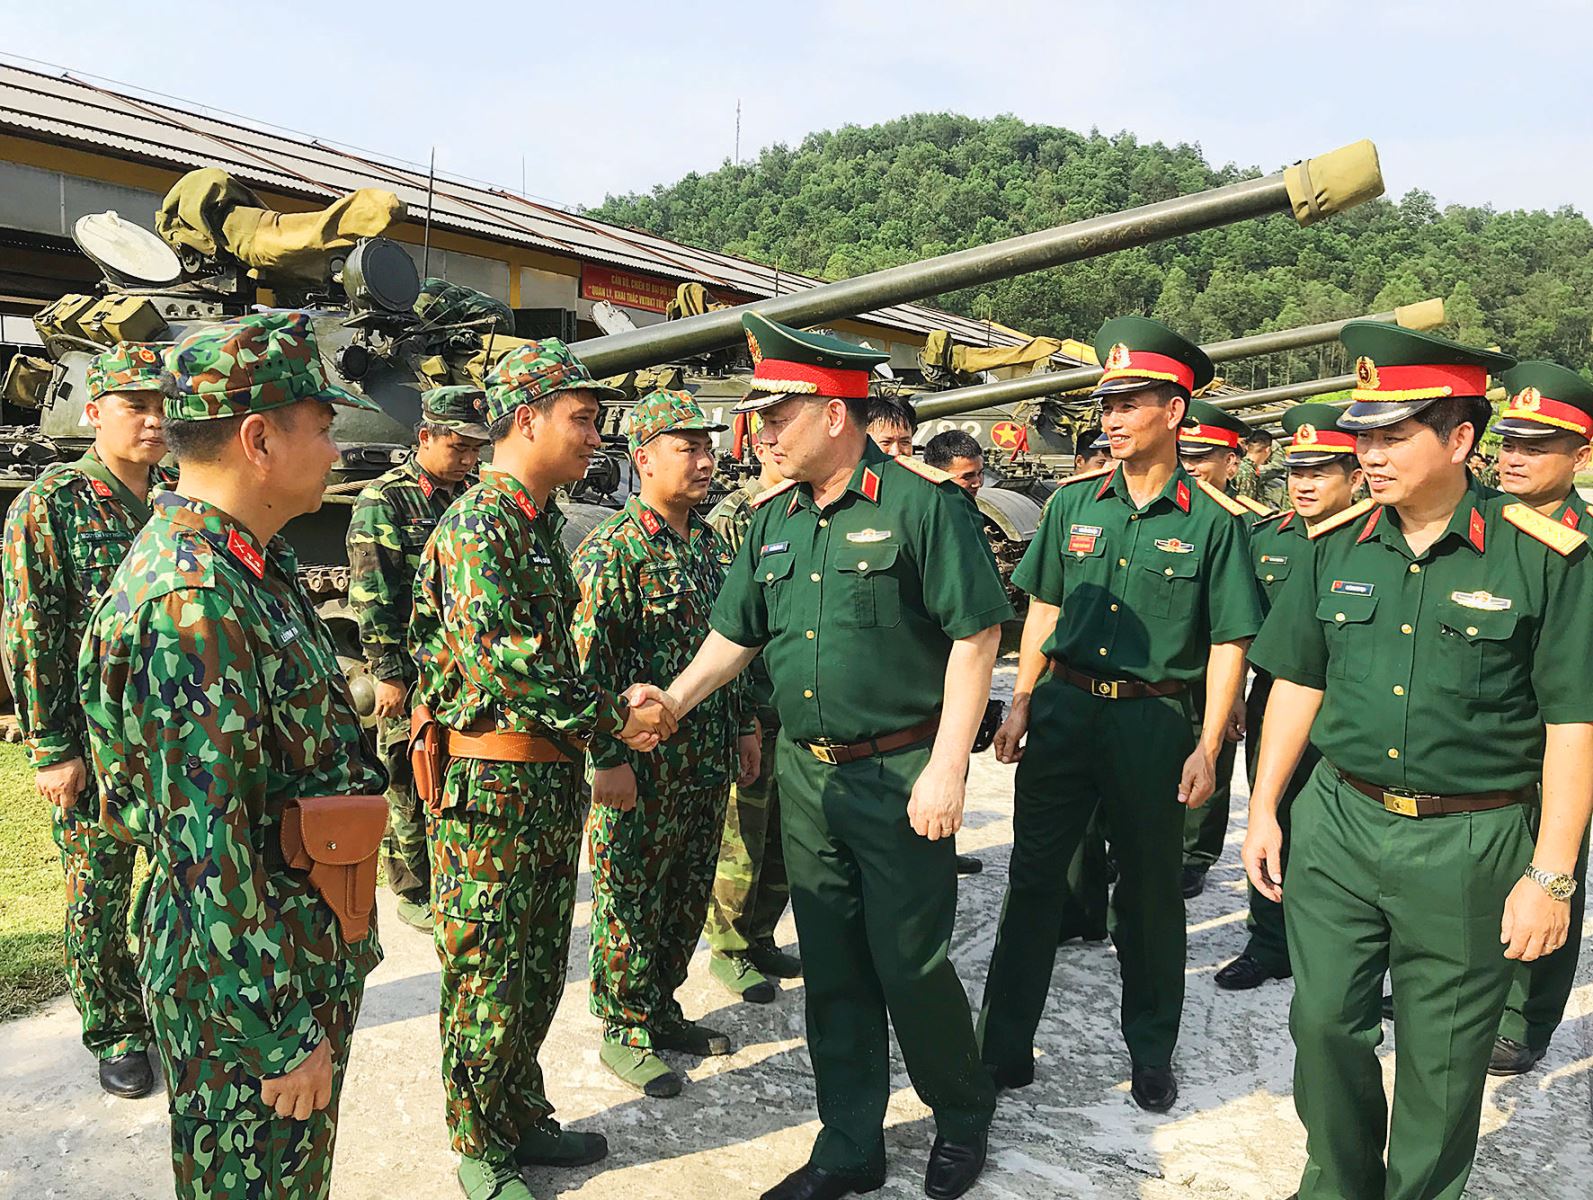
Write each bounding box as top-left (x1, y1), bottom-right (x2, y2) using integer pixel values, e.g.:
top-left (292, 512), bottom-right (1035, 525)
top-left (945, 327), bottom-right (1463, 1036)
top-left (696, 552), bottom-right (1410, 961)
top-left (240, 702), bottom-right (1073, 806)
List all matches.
top-left (3, 668), bottom-right (1588, 1199)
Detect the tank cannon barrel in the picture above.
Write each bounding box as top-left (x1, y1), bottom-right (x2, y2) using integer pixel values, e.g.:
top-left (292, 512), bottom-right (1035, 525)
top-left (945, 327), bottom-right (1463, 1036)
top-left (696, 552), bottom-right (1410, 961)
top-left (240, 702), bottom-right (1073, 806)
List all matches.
top-left (913, 297), bottom-right (1441, 420)
top-left (1212, 374), bottom-right (1355, 413)
top-left (569, 140), bottom-right (1384, 377)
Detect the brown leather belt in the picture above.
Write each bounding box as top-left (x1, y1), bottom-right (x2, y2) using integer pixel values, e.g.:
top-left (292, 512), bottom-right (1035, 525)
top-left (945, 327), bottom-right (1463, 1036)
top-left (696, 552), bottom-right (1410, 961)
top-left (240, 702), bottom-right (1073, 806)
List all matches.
top-left (797, 716), bottom-right (940, 765)
top-left (445, 718), bottom-right (582, 764)
top-left (1334, 766), bottom-right (1534, 818)
top-left (1049, 659), bottom-right (1186, 701)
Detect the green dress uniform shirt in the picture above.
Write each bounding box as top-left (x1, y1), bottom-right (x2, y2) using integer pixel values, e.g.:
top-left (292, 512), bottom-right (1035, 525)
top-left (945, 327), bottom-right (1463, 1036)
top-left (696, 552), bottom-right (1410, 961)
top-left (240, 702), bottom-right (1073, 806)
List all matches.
top-left (710, 440), bottom-right (1013, 745)
top-left (1012, 463), bottom-right (1263, 682)
top-left (1249, 480), bottom-right (1593, 794)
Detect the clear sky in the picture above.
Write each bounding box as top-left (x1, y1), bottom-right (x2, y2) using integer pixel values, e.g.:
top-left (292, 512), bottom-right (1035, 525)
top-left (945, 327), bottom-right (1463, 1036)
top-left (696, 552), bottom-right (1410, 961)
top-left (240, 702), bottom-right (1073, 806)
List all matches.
top-left (2, 0), bottom-right (1587, 215)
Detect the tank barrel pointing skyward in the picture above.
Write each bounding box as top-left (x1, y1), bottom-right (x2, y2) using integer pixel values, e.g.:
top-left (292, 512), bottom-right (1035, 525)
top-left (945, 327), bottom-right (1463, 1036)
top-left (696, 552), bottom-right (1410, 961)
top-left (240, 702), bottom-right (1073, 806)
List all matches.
top-left (1211, 375), bottom-right (1355, 413)
top-left (570, 140), bottom-right (1385, 377)
top-left (913, 296), bottom-right (1441, 420)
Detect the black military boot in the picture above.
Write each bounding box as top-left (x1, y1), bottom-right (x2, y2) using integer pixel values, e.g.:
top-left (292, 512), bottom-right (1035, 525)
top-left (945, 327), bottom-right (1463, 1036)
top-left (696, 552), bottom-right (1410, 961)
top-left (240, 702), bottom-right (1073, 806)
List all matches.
top-left (98, 1049), bottom-right (154, 1099)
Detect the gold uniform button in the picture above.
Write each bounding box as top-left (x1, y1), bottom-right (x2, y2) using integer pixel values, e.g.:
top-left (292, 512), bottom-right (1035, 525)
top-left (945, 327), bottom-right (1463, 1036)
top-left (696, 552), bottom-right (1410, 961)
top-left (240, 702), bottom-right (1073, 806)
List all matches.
top-left (805, 630), bottom-right (815, 639)
top-left (1409, 563), bottom-right (1421, 574)
top-left (818, 519), bottom-right (828, 528)
top-left (1164, 567), bottom-right (1174, 576)
top-left (1387, 747), bottom-right (1400, 759)
top-left (1129, 513), bottom-right (1139, 521)
top-left (810, 572), bottom-right (820, 582)
top-left (857, 561), bottom-right (869, 571)
top-left (1334, 612), bottom-right (1346, 623)
top-left (1110, 603), bottom-right (1119, 612)
top-left (1393, 685), bottom-right (1405, 696)
top-left (765, 571), bottom-right (775, 581)
top-left (803, 689), bottom-right (813, 699)
top-left (1401, 623), bottom-right (1413, 635)
top-left (1118, 557), bottom-right (1128, 567)
top-left (1466, 626), bottom-right (1478, 637)
top-left (1098, 647), bottom-right (1108, 656)
top-left (1265, 573), bottom-right (1275, 582)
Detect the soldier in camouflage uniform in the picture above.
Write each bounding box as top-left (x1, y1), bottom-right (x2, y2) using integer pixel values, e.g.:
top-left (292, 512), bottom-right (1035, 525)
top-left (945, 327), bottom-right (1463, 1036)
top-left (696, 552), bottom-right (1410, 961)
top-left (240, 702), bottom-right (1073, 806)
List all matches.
top-left (79, 313), bottom-right (388, 1200)
top-left (1236, 428), bottom-right (1289, 511)
top-left (572, 390), bottom-right (759, 1096)
top-left (346, 385), bottom-right (488, 930)
top-left (410, 340), bottom-right (677, 1200)
top-left (1, 342), bottom-right (166, 1098)
top-left (704, 432), bottom-right (800, 1005)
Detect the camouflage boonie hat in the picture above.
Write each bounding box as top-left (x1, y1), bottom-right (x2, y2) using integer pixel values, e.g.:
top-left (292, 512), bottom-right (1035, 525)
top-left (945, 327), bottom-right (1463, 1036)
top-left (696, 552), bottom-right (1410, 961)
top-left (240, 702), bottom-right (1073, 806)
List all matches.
top-left (86, 341), bottom-right (166, 401)
top-left (482, 338), bottom-right (623, 424)
top-left (421, 385), bottom-right (491, 440)
top-left (163, 311), bottom-right (380, 422)
top-left (625, 388), bottom-right (727, 453)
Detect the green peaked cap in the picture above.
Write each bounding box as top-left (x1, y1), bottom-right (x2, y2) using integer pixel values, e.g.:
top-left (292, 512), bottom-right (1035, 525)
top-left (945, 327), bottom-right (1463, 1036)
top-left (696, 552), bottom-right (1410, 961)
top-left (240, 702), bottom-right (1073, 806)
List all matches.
top-left (1091, 315), bottom-right (1214, 398)
top-left (1492, 360), bottom-right (1593, 441)
top-left (1337, 320), bottom-right (1514, 430)
top-left (1280, 401), bottom-right (1356, 465)
top-left (737, 312), bottom-right (889, 412)
top-left (1179, 398), bottom-right (1249, 454)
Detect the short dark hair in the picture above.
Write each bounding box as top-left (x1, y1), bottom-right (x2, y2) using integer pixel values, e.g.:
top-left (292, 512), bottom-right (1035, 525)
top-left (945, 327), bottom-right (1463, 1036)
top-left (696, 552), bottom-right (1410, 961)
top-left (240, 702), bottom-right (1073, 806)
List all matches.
top-left (865, 395), bottom-right (917, 433)
top-left (1245, 429), bottom-right (1274, 447)
top-left (1413, 396), bottom-right (1491, 448)
top-left (924, 430), bottom-right (984, 469)
top-left (162, 414), bottom-right (245, 463)
top-left (416, 420), bottom-right (451, 440)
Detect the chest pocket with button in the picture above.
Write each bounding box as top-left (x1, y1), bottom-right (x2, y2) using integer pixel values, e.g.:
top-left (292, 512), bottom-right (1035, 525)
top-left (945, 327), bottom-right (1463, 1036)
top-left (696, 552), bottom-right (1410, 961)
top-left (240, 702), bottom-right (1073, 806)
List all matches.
top-left (399, 519), bottom-right (435, 550)
top-left (1131, 551), bottom-right (1200, 619)
top-left (1433, 605), bottom-right (1524, 700)
top-left (1254, 554), bottom-right (1292, 606)
top-left (757, 552), bottom-right (795, 633)
top-left (638, 564), bottom-right (699, 624)
top-left (833, 542), bottom-right (902, 629)
top-left (1317, 592), bottom-right (1378, 682)
top-left (72, 529), bottom-right (133, 602)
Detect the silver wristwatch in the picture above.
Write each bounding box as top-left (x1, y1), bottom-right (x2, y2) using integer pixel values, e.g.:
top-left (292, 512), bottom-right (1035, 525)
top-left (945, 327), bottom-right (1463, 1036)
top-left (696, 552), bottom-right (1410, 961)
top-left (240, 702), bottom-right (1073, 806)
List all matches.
top-left (1524, 864), bottom-right (1578, 902)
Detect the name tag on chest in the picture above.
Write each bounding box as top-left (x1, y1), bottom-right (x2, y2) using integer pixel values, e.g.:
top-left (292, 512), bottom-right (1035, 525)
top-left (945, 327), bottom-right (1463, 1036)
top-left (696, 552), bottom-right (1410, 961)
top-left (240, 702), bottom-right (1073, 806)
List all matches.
top-left (1068, 524), bottom-right (1101, 554)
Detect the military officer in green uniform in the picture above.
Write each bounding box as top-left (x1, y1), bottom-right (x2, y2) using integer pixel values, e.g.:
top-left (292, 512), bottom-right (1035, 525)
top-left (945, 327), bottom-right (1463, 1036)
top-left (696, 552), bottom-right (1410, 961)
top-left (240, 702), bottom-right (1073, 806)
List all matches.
top-left (572, 389), bottom-right (761, 1096)
top-left (410, 339), bottom-right (676, 1200)
top-left (659, 313), bottom-right (1010, 1200)
top-left (1, 342), bottom-right (166, 1099)
top-left (704, 427), bottom-right (800, 1005)
top-left (346, 384), bottom-right (488, 930)
top-left (1216, 403), bottom-right (1368, 992)
top-left (981, 317), bottom-right (1262, 1113)
top-left (1175, 399), bottom-right (1266, 897)
top-left (1244, 323), bottom-right (1593, 1200)
top-left (1484, 359), bottom-right (1593, 1075)
top-left (80, 313), bottom-right (390, 1200)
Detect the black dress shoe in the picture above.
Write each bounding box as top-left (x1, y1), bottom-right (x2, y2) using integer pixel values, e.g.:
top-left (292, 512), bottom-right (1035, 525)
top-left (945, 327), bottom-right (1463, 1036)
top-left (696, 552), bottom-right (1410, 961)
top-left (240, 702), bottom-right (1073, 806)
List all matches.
top-left (1180, 866), bottom-right (1207, 899)
top-left (955, 854), bottom-right (983, 876)
top-left (99, 1049), bottom-right (154, 1099)
top-left (1130, 1064), bottom-right (1177, 1113)
top-left (1488, 1036), bottom-right (1547, 1076)
top-left (925, 1131), bottom-right (987, 1199)
top-left (1214, 953), bottom-right (1291, 991)
top-left (759, 1164), bottom-right (884, 1200)
top-left (985, 1059), bottom-right (1033, 1092)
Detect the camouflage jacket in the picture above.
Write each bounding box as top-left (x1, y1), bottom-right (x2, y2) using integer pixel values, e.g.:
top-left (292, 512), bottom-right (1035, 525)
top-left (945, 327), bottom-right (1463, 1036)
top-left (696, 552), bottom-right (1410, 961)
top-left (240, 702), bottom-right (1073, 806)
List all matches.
top-left (411, 465), bottom-right (627, 742)
top-left (79, 493), bottom-right (386, 1080)
top-left (707, 479), bottom-right (778, 728)
top-left (573, 496), bottom-right (750, 789)
top-left (346, 454), bottom-right (469, 684)
top-left (2, 451), bottom-right (153, 768)
top-left (1235, 454), bottom-right (1289, 512)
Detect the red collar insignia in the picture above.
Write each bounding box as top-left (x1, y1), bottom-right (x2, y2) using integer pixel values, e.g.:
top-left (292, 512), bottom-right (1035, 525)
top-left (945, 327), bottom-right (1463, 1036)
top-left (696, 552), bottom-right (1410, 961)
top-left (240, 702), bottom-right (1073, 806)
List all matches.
top-left (1563, 507), bottom-right (1580, 530)
top-left (1356, 506), bottom-right (1383, 543)
top-left (226, 529), bottom-right (265, 579)
top-left (418, 473), bottom-right (434, 499)
top-left (1280, 511), bottom-right (1295, 530)
top-left (1095, 470), bottom-right (1115, 500)
top-left (1174, 480), bottom-right (1191, 513)
top-left (860, 467), bottom-right (881, 503)
top-left (787, 492), bottom-right (800, 517)
top-left (89, 479), bottom-right (113, 499)
top-left (638, 507), bottom-right (663, 537)
top-left (1468, 508), bottom-right (1486, 553)
top-left (512, 490), bottom-right (538, 522)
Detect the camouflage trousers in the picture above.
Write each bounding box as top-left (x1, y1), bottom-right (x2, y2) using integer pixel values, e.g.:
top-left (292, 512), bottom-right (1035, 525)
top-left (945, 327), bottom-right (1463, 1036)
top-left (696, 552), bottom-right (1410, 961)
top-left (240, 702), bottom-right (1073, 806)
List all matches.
top-left (431, 758), bottom-right (584, 1160)
top-left (54, 803), bottom-right (151, 1059)
top-left (152, 981), bottom-right (362, 1200)
top-left (378, 714), bottom-right (429, 902)
top-left (704, 724), bottom-right (789, 954)
top-left (590, 781), bottom-right (728, 1047)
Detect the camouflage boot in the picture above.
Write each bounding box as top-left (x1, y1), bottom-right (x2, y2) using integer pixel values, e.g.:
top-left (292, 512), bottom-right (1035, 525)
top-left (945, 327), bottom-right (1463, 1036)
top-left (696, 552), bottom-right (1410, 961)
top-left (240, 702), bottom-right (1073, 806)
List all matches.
top-left (457, 1155), bottom-right (534, 1200)
top-left (599, 1040), bottom-right (682, 1098)
top-left (709, 951), bottom-right (776, 1003)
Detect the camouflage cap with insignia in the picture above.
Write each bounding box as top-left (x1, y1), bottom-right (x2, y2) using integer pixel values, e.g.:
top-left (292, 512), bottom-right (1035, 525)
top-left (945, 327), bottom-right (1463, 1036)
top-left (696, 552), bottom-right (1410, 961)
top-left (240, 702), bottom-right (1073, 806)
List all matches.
top-left (1178, 399), bottom-right (1248, 456)
top-left (625, 388), bottom-right (727, 453)
top-left (1337, 321), bottom-right (1514, 431)
top-left (86, 341), bottom-right (167, 401)
top-left (1281, 401), bottom-right (1357, 466)
top-left (421, 385), bottom-right (491, 440)
top-left (163, 311), bottom-right (380, 421)
top-left (481, 337), bottom-right (623, 425)
top-left (1091, 315), bottom-right (1214, 400)
top-left (1492, 360), bottom-right (1593, 442)
top-left (736, 312), bottom-right (890, 413)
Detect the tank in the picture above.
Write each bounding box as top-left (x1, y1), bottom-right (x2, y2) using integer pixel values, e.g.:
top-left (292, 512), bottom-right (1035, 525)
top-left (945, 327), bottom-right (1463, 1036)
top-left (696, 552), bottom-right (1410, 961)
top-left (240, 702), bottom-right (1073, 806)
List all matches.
top-left (1211, 374), bottom-right (1354, 416)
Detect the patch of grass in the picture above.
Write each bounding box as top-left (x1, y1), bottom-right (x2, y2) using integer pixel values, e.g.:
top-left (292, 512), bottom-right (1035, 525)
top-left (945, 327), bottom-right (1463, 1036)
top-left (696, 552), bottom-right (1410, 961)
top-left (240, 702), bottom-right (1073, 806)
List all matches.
top-left (0, 743), bottom-right (67, 1021)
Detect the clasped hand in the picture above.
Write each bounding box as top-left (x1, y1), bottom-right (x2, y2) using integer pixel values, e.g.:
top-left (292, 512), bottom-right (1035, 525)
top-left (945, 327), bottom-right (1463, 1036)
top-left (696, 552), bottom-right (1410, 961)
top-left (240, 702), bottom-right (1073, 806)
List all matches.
top-left (619, 683), bottom-right (680, 751)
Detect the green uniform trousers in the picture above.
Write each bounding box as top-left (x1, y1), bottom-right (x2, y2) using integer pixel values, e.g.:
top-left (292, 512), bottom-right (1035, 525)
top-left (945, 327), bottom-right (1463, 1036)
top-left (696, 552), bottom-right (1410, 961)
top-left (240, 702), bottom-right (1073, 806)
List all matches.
top-left (705, 721), bottom-right (790, 954)
top-left (55, 804), bottom-right (151, 1059)
top-left (1286, 761), bottom-right (1534, 1200)
top-left (589, 781), bottom-right (727, 1047)
top-left (779, 735), bottom-right (994, 1177)
top-left (1182, 683), bottom-right (1238, 872)
top-left (1497, 809), bottom-right (1588, 1054)
top-left (1058, 803), bottom-right (1110, 942)
top-left (981, 678), bottom-right (1194, 1071)
top-left (430, 759), bottom-right (583, 1161)
top-left (378, 713), bottom-right (429, 903)
top-left (154, 981), bottom-right (361, 1200)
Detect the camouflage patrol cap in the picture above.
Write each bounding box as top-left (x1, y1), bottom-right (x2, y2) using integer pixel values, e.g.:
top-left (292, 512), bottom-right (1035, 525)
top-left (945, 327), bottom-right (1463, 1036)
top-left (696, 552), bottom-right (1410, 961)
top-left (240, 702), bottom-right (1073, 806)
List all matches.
top-left (625, 388), bottom-right (727, 453)
top-left (482, 338), bottom-right (623, 425)
top-left (421, 385), bottom-right (491, 440)
top-left (86, 341), bottom-right (167, 401)
top-left (163, 311), bottom-right (380, 422)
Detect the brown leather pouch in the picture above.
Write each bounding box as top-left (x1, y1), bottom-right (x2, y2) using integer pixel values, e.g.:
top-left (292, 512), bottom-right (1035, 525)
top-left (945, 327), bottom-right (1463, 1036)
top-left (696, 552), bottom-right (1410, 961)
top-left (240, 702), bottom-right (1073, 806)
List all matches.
top-left (410, 704), bottom-right (444, 815)
top-left (280, 795), bottom-right (388, 943)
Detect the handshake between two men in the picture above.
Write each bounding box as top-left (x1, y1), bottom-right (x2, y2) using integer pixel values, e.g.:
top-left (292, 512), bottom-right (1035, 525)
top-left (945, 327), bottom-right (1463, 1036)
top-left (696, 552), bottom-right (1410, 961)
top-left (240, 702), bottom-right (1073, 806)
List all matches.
top-left (597, 682), bottom-right (762, 812)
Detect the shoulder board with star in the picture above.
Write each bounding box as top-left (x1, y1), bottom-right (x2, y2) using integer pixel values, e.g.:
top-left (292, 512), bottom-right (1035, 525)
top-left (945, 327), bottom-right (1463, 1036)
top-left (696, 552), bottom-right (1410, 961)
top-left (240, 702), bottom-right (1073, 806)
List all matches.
top-left (747, 478), bottom-right (799, 509)
top-left (1059, 464), bottom-right (1116, 487)
top-left (1195, 478), bottom-right (1248, 518)
top-left (893, 456), bottom-right (955, 486)
top-left (1306, 497), bottom-right (1377, 541)
top-left (1501, 502), bottom-right (1589, 556)
top-left (1235, 494), bottom-right (1273, 517)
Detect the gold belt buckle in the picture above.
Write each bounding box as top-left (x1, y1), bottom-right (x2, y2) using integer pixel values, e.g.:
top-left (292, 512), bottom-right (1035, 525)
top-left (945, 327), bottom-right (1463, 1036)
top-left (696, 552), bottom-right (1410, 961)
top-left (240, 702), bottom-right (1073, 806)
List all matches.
top-left (807, 741), bottom-right (838, 765)
top-left (1381, 790), bottom-right (1421, 817)
top-left (1092, 678), bottom-right (1120, 700)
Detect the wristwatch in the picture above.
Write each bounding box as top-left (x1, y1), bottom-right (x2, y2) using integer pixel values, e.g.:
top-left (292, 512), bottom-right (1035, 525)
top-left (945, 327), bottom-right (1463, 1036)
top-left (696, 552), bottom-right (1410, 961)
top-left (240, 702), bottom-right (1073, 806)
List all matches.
top-left (1524, 864), bottom-right (1578, 902)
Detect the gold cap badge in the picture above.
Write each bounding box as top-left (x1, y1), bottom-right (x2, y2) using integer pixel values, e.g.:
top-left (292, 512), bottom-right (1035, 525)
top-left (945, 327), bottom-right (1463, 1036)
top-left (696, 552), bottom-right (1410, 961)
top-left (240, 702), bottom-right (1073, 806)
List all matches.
top-left (1355, 356), bottom-right (1379, 389)
top-left (1512, 386), bottom-right (1542, 412)
top-left (1104, 343), bottom-right (1132, 371)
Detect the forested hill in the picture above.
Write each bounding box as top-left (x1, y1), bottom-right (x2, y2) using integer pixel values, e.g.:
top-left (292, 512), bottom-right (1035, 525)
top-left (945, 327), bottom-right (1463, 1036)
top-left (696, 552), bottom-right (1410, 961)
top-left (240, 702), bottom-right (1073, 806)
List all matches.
top-left (588, 114), bottom-right (1593, 386)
